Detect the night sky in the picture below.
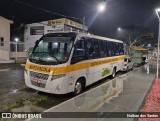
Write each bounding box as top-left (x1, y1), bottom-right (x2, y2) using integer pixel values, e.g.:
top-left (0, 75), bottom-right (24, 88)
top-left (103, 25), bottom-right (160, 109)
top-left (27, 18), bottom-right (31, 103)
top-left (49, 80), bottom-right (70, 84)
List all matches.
top-left (0, 0), bottom-right (160, 42)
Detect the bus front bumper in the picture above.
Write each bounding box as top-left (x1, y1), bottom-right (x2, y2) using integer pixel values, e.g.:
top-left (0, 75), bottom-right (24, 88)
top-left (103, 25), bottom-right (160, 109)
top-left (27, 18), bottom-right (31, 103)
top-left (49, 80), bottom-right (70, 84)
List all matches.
top-left (24, 71), bottom-right (71, 94)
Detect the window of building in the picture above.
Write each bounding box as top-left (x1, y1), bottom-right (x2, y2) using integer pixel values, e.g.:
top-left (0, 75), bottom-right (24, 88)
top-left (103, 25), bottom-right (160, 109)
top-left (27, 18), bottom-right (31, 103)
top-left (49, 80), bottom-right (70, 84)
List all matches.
top-left (30, 26), bottom-right (44, 35)
top-left (0, 37), bottom-right (4, 46)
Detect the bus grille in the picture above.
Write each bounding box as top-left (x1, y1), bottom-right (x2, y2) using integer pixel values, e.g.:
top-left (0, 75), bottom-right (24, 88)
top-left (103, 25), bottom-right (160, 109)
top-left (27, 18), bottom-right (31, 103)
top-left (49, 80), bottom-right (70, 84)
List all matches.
top-left (30, 71), bottom-right (49, 80)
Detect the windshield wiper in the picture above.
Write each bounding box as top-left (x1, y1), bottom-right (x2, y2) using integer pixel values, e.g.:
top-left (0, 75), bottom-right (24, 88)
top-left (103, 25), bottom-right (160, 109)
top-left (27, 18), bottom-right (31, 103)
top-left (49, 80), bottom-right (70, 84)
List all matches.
top-left (29, 56), bottom-right (40, 61)
top-left (29, 55), bottom-right (43, 64)
top-left (41, 53), bottom-right (61, 64)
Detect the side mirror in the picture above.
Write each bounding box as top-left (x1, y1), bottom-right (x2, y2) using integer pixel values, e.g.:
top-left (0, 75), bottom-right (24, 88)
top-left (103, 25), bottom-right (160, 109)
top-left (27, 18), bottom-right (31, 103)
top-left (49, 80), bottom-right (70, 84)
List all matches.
top-left (27, 47), bottom-right (33, 57)
top-left (35, 40), bottom-right (40, 47)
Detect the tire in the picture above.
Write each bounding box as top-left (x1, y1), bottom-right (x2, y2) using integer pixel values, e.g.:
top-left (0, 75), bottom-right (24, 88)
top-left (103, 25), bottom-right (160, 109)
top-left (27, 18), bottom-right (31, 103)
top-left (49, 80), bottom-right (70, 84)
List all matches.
top-left (126, 66), bottom-right (129, 72)
top-left (111, 67), bottom-right (116, 79)
top-left (73, 80), bottom-right (84, 95)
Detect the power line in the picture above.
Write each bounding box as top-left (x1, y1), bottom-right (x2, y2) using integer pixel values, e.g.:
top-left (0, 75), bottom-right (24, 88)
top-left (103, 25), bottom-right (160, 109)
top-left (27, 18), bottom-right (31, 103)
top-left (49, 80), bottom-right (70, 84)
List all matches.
top-left (13, 0), bottom-right (82, 21)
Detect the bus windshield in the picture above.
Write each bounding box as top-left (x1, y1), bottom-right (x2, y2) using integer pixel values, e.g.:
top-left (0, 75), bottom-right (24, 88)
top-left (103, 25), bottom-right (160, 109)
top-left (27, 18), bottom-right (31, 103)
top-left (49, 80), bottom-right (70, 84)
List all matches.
top-left (29, 33), bottom-right (76, 65)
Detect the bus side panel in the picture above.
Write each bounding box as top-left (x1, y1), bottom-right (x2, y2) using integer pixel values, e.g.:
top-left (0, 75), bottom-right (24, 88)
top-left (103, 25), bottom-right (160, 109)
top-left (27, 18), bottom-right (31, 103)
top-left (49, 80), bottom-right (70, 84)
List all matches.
top-left (68, 68), bottom-right (88, 93)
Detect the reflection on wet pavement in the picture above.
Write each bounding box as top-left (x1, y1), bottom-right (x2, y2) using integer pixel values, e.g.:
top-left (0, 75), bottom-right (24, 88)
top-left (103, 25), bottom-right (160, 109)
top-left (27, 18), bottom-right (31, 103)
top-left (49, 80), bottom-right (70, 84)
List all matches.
top-left (43, 75), bottom-right (125, 113)
top-left (35, 63), bottom-right (156, 121)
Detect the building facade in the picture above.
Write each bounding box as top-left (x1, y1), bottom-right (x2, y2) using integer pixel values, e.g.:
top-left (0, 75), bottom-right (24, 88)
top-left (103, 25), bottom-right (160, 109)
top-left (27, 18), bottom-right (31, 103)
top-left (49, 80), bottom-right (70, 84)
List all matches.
top-left (0, 16), bottom-right (13, 60)
top-left (24, 18), bottom-right (88, 51)
top-left (1, 18), bottom-right (88, 62)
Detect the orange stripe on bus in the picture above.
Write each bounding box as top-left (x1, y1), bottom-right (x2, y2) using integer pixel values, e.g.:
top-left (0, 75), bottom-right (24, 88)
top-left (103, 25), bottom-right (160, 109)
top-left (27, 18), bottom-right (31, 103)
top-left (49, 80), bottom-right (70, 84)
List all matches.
top-left (25, 56), bottom-right (125, 74)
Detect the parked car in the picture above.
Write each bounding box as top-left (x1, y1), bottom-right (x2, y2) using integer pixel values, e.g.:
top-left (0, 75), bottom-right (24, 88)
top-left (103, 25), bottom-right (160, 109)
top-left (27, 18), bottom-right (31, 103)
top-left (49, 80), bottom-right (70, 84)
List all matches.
top-left (121, 57), bottom-right (133, 72)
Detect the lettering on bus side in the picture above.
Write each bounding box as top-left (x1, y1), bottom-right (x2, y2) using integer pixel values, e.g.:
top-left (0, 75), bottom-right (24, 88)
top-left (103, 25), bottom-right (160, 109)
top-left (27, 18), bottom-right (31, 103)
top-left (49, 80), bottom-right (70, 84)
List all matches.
top-left (91, 61), bottom-right (102, 66)
top-left (91, 58), bottom-right (119, 67)
top-left (29, 65), bottom-right (50, 73)
top-left (111, 58), bottom-right (118, 61)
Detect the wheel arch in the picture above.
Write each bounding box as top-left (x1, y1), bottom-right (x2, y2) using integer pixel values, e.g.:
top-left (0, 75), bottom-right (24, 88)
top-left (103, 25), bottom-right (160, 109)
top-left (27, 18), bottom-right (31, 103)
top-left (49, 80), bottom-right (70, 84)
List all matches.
top-left (73, 76), bottom-right (86, 92)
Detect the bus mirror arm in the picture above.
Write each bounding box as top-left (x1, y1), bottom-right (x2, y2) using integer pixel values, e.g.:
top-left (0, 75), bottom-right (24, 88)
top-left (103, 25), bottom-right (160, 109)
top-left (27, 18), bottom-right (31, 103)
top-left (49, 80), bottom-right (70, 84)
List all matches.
top-left (35, 40), bottom-right (40, 47)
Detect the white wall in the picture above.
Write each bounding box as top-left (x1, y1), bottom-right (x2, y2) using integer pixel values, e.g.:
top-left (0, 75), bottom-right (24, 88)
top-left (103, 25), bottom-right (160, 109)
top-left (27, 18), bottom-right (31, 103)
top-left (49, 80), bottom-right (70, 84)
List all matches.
top-left (0, 16), bottom-right (13, 60)
top-left (10, 52), bottom-right (27, 58)
top-left (24, 22), bottom-right (47, 51)
top-left (24, 21), bottom-right (65, 51)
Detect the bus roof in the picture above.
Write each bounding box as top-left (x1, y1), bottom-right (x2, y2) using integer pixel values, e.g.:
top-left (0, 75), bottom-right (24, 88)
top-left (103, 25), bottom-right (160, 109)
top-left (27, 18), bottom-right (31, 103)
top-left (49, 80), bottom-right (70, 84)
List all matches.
top-left (77, 32), bottom-right (123, 43)
top-left (44, 32), bottom-right (123, 43)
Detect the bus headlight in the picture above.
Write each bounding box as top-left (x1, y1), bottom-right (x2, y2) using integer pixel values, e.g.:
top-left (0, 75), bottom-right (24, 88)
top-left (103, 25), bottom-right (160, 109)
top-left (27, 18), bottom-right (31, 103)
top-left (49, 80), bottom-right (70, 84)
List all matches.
top-left (51, 74), bottom-right (66, 81)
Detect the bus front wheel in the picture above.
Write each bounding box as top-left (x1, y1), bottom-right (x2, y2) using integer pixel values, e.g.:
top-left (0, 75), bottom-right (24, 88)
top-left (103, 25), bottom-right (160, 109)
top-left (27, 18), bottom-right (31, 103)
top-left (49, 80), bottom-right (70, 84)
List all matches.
top-left (73, 79), bottom-right (84, 95)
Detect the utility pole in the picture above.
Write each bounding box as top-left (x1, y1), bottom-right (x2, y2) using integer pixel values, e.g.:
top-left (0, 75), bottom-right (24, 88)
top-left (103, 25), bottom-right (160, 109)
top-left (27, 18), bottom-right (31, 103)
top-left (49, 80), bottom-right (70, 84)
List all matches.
top-left (82, 16), bottom-right (85, 32)
top-left (156, 8), bottom-right (160, 79)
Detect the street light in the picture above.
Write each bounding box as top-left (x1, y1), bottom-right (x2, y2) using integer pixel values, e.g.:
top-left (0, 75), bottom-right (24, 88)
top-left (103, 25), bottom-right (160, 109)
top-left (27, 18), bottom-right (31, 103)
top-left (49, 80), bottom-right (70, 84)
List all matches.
top-left (117, 27), bottom-right (132, 55)
top-left (148, 43), bottom-right (151, 47)
top-left (82, 3), bottom-right (106, 32)
top-left (118, 27), bottom-right (121, 31)
top-left (98, 3), bottom-right (106, 12)
top-left (156, 8), bottom-right (160, 79)
top-left (14, 38), bottom-right (19, 62)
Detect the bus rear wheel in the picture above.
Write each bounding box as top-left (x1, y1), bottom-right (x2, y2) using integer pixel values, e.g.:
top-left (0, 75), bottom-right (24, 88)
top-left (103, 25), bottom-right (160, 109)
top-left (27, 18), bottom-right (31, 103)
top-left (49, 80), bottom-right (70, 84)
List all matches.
top-left (111, 67), bottom-right (116, 79)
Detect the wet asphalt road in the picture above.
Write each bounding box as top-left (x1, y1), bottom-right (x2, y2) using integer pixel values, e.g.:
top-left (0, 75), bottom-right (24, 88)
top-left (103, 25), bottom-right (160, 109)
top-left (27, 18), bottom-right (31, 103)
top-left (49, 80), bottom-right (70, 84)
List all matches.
top-left (0, 64), bottom-right (72, 112)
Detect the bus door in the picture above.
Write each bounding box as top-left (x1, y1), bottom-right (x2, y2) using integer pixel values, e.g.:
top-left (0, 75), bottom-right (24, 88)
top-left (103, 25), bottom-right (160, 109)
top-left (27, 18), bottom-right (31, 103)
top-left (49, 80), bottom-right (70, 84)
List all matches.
top-left (86, 38), bottom-right (101, 84)
top-left (69, 38), bottom-right (93, 87)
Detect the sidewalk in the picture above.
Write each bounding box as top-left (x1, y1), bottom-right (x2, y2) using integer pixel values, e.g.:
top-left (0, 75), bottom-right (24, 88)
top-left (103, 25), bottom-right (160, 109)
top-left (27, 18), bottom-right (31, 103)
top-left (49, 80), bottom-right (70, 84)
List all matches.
top-left (139, 79), bottom-right (160, 121)
top-left (0, 59), bottom-right (15, 64)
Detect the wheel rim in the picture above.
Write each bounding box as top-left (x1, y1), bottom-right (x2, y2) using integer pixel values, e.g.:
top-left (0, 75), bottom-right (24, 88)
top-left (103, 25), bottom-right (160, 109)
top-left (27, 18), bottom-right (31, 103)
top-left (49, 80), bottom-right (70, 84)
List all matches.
top-left (127, 67), bottom-right (129, 72)
top-left (112, 69), bottom-right (115, 77)
top-left (75, 82), bottom-right (82, 94)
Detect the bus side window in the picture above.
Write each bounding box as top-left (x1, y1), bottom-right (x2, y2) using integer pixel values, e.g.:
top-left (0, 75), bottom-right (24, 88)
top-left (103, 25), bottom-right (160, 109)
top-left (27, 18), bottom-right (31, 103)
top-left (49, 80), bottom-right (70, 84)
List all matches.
top-left (71, 40), bottom-right (86, 64)
top-left (119, 43), bottom-right (124, 55)
top-left (114, 43), bottom-right (119, 56)
top-left (86, 38), bottom-right (94, 59)
top-left (105, 42), bottom-right (108, 57)
top-left (99, 40), bottom-right (106, 58)
top-left (93, 39), bottom-right (100, 58)
top-left (107, 41), bottom-right (114, 57)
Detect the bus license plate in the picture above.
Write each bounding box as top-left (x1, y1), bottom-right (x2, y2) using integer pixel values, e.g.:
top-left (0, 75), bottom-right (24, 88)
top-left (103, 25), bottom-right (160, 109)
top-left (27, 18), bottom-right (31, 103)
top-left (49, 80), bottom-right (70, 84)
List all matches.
top-left (30, 78), bottom-right (46, 88)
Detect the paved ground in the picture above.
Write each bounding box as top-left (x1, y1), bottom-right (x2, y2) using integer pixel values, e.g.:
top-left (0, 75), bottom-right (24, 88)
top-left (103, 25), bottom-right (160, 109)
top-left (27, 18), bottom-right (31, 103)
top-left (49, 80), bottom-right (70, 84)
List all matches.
top-left (0, 61), bottom-right (157, 121)
top-left (0, 64), bottom-right (71, 112)
top-left (34, 62), bottom-right (156, 121)
top-left (0, 64), bottom-right (125, 112)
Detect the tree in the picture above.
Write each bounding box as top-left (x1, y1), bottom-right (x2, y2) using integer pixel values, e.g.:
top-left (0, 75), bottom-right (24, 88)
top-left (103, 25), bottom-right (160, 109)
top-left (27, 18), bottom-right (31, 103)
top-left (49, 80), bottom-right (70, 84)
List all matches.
top-left (117, 25), bottom-right (153, 54)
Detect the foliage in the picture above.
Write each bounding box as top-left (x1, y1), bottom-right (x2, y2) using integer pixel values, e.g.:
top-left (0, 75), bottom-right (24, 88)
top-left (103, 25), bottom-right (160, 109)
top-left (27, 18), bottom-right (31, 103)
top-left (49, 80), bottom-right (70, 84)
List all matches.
top-left (118, 25), bottom-right (153, 47)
